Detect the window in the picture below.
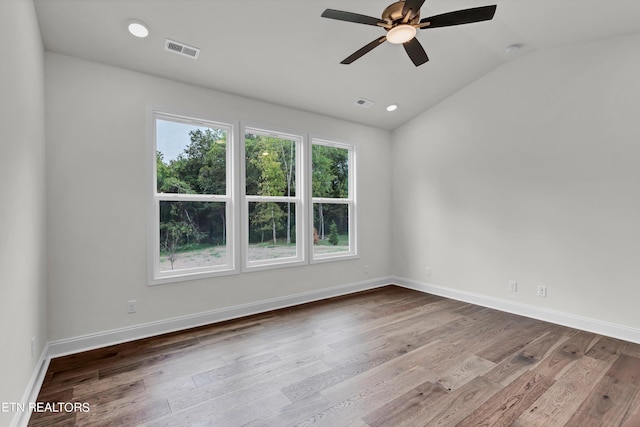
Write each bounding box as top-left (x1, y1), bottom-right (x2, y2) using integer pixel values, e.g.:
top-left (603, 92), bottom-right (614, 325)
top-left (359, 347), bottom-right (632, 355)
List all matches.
top-left (243, 128), bottom-right (304, 269)
top-left (311, 139), bottom-right (356, 260)
top-left (150, 113), bottom-right (235, 283)
top-left (149, 113), bottom-right (357, 284)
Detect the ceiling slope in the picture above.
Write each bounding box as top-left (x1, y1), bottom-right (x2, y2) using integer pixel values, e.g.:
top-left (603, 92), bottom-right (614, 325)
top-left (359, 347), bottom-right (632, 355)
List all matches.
top-left (35, 0), bottom-right (640, 130)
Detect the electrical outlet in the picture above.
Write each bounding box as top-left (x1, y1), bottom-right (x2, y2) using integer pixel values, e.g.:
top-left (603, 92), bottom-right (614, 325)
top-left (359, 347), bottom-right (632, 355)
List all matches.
top-left (127, 300), bottom-right (137, 314)
top-left (425, 267), bottom-right (432, 277)
top-left (508, 281), bottom-right (517, 292)
top-left (537, 286), bottom-right (547, 297)
top-left (364, 264), bottom-right (369, 274)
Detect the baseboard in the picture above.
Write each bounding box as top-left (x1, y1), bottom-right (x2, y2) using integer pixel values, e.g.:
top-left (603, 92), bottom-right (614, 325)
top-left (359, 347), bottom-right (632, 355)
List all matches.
top-left (393, 276), bottom-right (640, 344)
top-left (47, 276), bottom-right (392, 358)
top-left (11, 344), bottom-right (51, 427)
top-left (17, 275), bottom-right (640, 427)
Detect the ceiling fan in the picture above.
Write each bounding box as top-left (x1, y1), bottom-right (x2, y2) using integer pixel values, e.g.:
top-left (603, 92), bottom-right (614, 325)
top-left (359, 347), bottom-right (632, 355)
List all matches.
top-left (321, 0), bottom-right (497, 66)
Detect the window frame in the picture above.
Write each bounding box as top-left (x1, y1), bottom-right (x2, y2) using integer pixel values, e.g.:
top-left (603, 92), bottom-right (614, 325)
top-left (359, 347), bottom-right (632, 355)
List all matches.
top-left (241, 125), bottom-right (307, 271)
top-left (309, 137), bottom-right (357, 263)
top-left (147, 112), bottom-right (358, 285)
top-left (148, 111), bottom-right (237, 285)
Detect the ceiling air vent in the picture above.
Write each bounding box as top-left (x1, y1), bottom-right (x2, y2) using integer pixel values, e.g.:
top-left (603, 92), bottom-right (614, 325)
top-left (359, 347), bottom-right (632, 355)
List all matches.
top-left (164, 39), bottom-right (200, 59)
top-left (354, 98), bottom-right (374, 108)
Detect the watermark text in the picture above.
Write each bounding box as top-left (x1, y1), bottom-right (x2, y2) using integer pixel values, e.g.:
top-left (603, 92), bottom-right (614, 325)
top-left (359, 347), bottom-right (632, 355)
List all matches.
top-left (1, 401), bottom-right (90, 413)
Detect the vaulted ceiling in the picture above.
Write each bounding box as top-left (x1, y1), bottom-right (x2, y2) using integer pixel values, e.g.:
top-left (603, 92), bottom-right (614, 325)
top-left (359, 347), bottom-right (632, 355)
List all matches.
top-left (35, 0), bottom-right (640, 130)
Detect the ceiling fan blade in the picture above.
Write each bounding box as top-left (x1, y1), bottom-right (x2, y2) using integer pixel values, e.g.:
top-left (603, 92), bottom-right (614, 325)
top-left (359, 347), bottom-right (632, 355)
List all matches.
top-left (403, 38), bottom-right (429, 66)
top-left (420, 5), bottom-right (497, 29)
top-left (341, 36), bottom-right (387, 64)
top-left (402, 0), bottom-right (426, 18)
top-left (321, 9), bottom-right (386, 26)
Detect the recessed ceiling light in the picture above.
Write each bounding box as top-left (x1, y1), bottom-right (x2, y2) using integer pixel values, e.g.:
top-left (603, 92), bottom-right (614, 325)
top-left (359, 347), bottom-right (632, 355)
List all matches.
top-left (127, 20), bottom-right (149, 38)
top-left (386, 104), bottom-right (398, 112)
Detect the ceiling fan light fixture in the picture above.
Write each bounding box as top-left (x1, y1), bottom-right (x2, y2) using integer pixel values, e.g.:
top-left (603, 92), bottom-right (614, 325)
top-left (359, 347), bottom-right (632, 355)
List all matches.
top-left (386, 24), bottom-right (416, 44)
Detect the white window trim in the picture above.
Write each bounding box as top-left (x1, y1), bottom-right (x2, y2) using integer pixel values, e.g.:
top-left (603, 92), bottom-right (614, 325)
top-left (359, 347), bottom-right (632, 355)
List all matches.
top-left (148, 111), bottom-right (238, 285)
top-left (146, 113), bottom-right (358, 285)
top-left (309, 138), bottom-right (358, 263)
top-left (241, 125), bottom-right (307, 272)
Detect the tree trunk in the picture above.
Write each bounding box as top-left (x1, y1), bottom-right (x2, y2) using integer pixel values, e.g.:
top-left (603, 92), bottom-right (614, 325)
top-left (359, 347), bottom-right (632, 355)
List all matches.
top-left (319, 203), bottom-right (325, 239)
top-left (286, 202), bottom-right (291, 244)
top-left (272, 218), bottom-right (277, 244)
top-left (280, 141), bottom-right (294, 244)
top-left (221, 211), bottom-right (226, 244)
top-left (271, 205), bottom-right (277, 244)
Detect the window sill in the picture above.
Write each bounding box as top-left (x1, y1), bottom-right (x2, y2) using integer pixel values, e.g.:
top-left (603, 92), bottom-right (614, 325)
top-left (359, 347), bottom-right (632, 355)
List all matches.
top-left (148, 268), bottom-right (239, 286)
top-left (311, 253), bottom-right (359, 264)
top-left (242, 258), bottom-right (307, 274)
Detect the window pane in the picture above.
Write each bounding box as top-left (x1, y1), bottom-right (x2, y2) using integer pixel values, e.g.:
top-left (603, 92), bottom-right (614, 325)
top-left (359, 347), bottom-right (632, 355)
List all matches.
top-left (156, 119), bottom-right (227, 195)
top-left (248, 201), bottom-right (297, 262)
top-left (159, 201), bottom-right (227, 272)
top-left (313, 203), bottom-right (349, 255)
top-left (245, 133), bottom-right (296, 197)
top-left (312, 144), bottom-right (349, 198)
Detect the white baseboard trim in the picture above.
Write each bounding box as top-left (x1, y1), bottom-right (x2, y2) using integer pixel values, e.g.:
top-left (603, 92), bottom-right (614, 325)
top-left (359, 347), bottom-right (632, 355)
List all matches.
top-left (43, 277), bottom-right (640, 359)
top-left (17, 275), bottom-right (640, 427)
top-left (11, 344), bottom-right (51, 427)
top-left (47, 276), bottom-right (393, 359)
top-left (393, 276), bottom-right (640, 344)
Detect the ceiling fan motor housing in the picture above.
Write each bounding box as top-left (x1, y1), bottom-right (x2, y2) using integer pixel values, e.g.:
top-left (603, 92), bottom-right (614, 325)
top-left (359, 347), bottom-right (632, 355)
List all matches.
top-left (382, 1), bottom-right (420, 24)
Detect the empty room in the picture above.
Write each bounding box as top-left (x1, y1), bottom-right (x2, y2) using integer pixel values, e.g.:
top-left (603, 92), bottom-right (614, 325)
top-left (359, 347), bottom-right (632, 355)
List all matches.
top-left (2, 0), bottom-right (640, 426)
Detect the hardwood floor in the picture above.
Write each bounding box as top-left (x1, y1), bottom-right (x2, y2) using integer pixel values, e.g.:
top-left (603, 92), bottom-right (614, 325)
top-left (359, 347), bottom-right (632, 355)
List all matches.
top-left (29, 286), bottom-right (640, 426)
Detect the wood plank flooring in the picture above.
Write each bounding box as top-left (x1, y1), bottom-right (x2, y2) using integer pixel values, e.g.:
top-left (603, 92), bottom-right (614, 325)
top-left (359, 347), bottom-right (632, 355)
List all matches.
top-left (29, 286), bottom-right (640, 426)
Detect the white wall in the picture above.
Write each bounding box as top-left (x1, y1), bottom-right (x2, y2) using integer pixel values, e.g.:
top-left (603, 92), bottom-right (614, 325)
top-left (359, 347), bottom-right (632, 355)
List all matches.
top-left (392, 33), bottom-right (640, 328)
top-left (0, 0), bottom-right (48, 424)
top-left (45, 53), bottom-right (392, 342)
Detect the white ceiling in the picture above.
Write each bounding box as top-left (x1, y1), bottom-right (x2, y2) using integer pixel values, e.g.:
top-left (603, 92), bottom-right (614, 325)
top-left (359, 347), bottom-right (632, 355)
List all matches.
top-left (34, 0), bottom-right (640, 130)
